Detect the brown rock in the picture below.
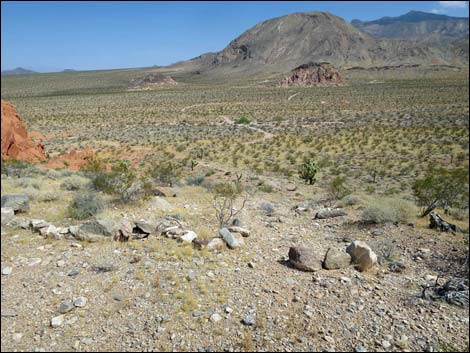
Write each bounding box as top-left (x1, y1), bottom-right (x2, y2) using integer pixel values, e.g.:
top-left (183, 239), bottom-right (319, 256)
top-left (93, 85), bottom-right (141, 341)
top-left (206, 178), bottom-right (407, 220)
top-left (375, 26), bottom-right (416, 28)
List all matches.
top-left (323, 248), bottom-right (351, 270)
top-left (42, 148), bottom-right (95, 170)
top-left (1, 100), bottom-right (46, 162)
top-left (288, 246), bottom-right (323, 272)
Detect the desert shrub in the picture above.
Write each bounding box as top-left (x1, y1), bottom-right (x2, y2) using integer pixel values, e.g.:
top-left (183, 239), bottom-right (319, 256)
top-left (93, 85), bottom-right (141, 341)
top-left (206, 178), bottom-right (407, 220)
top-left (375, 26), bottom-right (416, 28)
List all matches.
top-left (212, 181), bottom-right (247, 227)
top-left (1, 160), bottom-right (43, 178)
top-left (328, 176), bottom-right (350, 200)
top-left (36, 191), bottom-right (59, 202)
top-left (235, 116), bottom-right (251, 124)
top-left (186, 175), bottom-right (205, 186)
top-left (412, 166), bottom-right (469, 216)
top-left (68, 191), bottom-right (104, 220)
top-left (258, 182), bottom-right (274, 193)
top-left (342, 194), bottom-right (361, 206)
top-left (361, 196), bottom-right (417, 224)
top-left (147, 161), bottom-right (182, 187)
top-left (299, 159), bottom-right (318, 185)
top-left (46, 169), bottom-right (67, 179)
top-left (61, 175), bottom-right (90, 191)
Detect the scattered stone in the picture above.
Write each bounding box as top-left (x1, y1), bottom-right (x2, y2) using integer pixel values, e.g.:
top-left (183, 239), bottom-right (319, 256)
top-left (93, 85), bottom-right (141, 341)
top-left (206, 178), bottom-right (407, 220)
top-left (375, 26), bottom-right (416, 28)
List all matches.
top-left (242, 313), bottom-right (256, 326)
top-left (210, 313), bottom-right (222, 322)
top-left (113, 294), bottom-right (123, 301)
top-left (51, 315), bottom-right (65, 328)
top-left (224, 306), bottom-right (233, 314)
top-left (68, 268), bottom-right (80, 277)
top-left (187, 270), bottom-right (196, 281)
top-left (288, 246), bottom-right (322, 272)
top-left (323, 248), bottom-right (351, 270)
top-left (56, 260), bottom-right (66, 268)
top-left (259, 201), bottom-right (275, 216)
top-left (314, 208), bottom-right (347, 219)
top-left (12, 332), bottom-right (22, 341)
top-left (382, 340), bottom-right (392, 349)
top-left (28, 258), bottom-right (42, 266)
top-left (395, 335), bottom-right (409, 349)
top-left (219, 228), bottom-right (240, 249)
top-left (286, 183), bottom-right (297, 191)
top-left (227, 226), bottom-right (251, 237)
top-left (1, 207), bottom-right (15, 225)
top-left (192, 310), bottom-right (204, 318)
top-left (58, 300), bottom-right (74, 314)
top-left (2, 266), bottom-right (12, 275)
top-left (346, 240), bottom-right (378, 272)
top-left (1, 194), bottom-right (29, 213)
top-left (74, 297), bottom-right (87, 308)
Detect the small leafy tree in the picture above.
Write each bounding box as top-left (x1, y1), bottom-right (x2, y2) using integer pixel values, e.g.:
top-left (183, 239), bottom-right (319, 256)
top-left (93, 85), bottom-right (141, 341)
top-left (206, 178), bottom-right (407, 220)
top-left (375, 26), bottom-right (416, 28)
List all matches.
top-left (412, 166), bottom-right (469, 217)
top-left (212, 181), bottom-right (247, 227)
top-left (299, 159), bottom-right (318, 185)
top-left (148, 160), bottom-right (182, 186)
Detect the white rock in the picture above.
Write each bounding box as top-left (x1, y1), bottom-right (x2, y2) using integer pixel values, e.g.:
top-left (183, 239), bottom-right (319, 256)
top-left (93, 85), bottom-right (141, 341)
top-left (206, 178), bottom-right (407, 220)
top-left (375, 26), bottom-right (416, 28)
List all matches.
top-left (2, 266), bottom-right (12, 275)
top-left (74, 297), bottom-right (88, 307)
top-left (180, 231), bottom-right (198, 243)
top-left (346, 240), bottom-right (378, 272)
top-left (51, 315), bottom-right (65, 328)
top-left (210, 313), bottom-right (222, 322)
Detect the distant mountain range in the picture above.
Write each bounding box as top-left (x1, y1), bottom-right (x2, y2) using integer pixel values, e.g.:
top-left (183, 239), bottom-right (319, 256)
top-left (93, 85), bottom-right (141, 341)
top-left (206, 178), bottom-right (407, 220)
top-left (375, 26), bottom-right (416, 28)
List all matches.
top-left (177, 11), bottom-right (469, 74)
top-left (1, 67), bottom-right (38, 76)
top-left (351, 11), bottom-right (469, 45)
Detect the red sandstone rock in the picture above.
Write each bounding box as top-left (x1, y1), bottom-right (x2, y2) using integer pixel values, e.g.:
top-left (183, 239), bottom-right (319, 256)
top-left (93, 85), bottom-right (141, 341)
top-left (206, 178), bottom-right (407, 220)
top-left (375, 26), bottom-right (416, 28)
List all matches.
top-left (1, 100), bottom-right (46, 162)
top-left (43, 148), bottom-right (95, 171)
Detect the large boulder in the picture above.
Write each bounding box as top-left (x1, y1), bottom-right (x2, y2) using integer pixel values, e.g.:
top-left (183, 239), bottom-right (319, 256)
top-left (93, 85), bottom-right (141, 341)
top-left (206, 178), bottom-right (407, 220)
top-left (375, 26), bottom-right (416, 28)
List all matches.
top-left (72, 219), bottom-right (116, 242)
top-left (323, 248), bottom-right (351, 270)
top-left (288, 246), bottom-right (323, 272)
top-left (315, 208), bottom-right (347, 219)
top-left (346, 240), bottom-right (378, 272)
top-left (1, 194), bottom-right (29, 213)
top-left (1, 100), bottom-right (46, 162)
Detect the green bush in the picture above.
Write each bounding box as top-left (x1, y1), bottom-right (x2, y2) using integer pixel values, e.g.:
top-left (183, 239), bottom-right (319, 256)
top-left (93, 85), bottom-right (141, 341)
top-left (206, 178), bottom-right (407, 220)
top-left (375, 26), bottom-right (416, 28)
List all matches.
top-left (68, 192), bottom-right (104, 220)
top-left (328, 176), bottom-right (350, 200)
top-left (235, 116), bottom-right (251, 124)
top-left (61, 175), bottom-right (90, 191)
top-left (147, 161), bottom-right (182, 187)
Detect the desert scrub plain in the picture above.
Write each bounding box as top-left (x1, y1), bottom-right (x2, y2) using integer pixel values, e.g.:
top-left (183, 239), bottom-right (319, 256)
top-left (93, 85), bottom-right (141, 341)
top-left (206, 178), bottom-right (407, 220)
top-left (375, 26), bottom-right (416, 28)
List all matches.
top-left (1, 66), bottom-right (469, 352)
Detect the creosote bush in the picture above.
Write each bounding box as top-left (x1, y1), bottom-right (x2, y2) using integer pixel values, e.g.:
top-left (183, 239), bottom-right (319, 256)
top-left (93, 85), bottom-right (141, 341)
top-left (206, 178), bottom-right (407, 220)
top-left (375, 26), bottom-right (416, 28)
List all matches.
top-left (360, 196), bottom-right (417, 224)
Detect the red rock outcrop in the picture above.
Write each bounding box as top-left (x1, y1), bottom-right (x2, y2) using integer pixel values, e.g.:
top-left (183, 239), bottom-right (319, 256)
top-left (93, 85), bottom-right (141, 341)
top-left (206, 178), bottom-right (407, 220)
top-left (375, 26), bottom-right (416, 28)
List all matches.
top-left (1, 100), bottom-right (46, 162)
top-left (280, 62), bottom-right (343, 87)
top-left (43, 148), bottom-right (95, 171)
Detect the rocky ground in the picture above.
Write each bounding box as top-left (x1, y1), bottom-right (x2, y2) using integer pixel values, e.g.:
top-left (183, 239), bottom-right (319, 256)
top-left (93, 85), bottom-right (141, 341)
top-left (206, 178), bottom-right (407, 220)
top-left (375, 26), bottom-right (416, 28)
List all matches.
top-left (1, 177), bottom-right (468, 352)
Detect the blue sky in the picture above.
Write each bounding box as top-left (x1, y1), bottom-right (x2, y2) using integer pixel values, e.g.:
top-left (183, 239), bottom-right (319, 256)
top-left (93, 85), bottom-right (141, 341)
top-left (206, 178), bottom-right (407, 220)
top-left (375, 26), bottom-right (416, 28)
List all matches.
top-left (1, 1), bottom-right (468, 72)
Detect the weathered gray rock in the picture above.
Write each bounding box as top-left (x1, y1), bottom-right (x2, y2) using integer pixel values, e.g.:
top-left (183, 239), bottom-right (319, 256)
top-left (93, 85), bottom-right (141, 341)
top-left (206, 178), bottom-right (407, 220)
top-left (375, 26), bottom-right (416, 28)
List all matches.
top-left (133, 221), bottom-right (155, 235)
top-left (74, 219), bottom-right (116, 241)
top-left (288, 246), bottom-right (323, 272)
top-left (1, 194), bottom-right (29, 212)
top-left (242, 313), bottom-right (256, 326)
top-left (6, 216), bottom-right (31, 229)
top-left (219, 228), bottom-right (240, 249)
top-left (58, 300), bottom-right (74, 314)
top-left (315, 208), bottom-right (347, 219)
top-left (2, 266), bottom-right (12, 275)
top-left (227, 226), bottom-right (251, 237)
top-left (1, 207), bottom-right (15, 225)
top-left (346, 240), bottom-right (378, 272)
top-left (31, 219), bottom-right (49, 232)
top-left (323, 248), bottom-right (351, 270)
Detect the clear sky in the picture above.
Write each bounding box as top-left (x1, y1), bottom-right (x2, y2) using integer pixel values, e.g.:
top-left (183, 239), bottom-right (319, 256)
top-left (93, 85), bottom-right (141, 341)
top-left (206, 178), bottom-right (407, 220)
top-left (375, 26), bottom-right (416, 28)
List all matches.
top-left (1, 1), bottom-right (469, 72)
